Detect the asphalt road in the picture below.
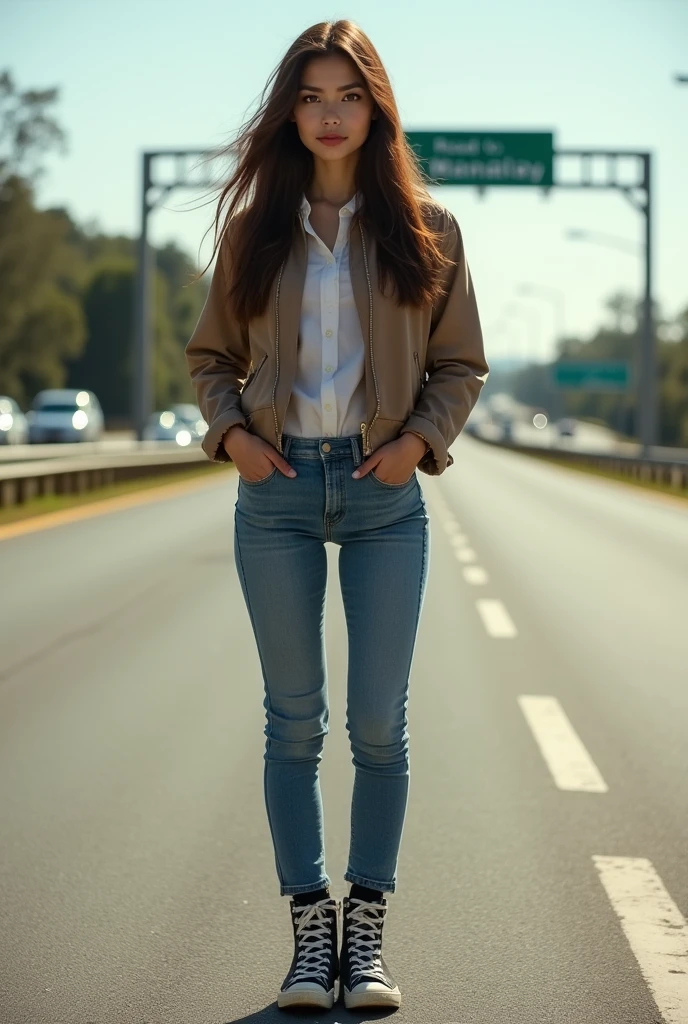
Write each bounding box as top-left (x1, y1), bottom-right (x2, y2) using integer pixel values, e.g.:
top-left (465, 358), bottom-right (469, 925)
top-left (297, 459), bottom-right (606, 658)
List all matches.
top-left (1, 435), bottom-right (687, 1024)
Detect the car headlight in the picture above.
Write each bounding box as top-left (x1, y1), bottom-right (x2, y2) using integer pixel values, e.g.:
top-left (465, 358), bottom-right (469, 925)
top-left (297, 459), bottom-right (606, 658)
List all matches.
top-left (72, 410), bottom-right (88, 430)
top-left (0, 414), bottom-right (13, 431)
top-left (175, 430), bottom-right (191, 447)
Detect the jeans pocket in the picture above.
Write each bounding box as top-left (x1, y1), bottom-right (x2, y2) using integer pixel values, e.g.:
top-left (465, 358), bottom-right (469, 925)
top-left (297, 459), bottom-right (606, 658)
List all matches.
top-left (369, 469), bottom-right (416, 489)
top-left (239, 466), bottom-right (278, 487)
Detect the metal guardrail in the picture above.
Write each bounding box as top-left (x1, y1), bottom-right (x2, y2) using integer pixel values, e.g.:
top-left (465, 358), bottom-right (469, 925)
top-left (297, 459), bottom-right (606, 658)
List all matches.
top-left (0, 447), bottom-right (211, 508)
top-left (473, 435), bottom-right (688, 493)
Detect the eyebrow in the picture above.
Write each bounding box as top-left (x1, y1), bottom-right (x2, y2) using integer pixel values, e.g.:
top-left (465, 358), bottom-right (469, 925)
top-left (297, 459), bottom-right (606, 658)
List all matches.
top-left (298, 81), bottom-right (365, 92)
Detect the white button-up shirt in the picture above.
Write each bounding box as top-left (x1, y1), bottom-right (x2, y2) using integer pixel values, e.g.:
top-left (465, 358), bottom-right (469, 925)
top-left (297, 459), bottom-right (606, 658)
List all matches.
top-left (282, 194), bottom-right (366, 439)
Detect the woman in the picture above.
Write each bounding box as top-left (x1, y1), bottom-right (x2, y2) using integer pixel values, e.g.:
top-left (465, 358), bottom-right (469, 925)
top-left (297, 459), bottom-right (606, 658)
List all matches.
top-left (185, 19), bottom-right (488, 1011)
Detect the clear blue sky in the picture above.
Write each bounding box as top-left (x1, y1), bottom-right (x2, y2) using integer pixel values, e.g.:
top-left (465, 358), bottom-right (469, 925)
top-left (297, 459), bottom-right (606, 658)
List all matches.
top-left (3, 0), bottom-right (687, 361)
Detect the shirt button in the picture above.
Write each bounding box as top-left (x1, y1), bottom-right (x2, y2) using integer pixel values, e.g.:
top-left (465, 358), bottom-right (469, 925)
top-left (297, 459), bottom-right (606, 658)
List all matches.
top-left (324, 364), bottom-right (333, 373)
top-left (322, 442), bottom-right (331, 452)
top-left (325, 329), bottom-right (333, 338)
top-left (324, 403), bottom-right (332, 411)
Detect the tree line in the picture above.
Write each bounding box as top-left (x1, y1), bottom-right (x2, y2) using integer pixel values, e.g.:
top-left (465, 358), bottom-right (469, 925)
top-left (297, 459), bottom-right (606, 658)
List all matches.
top-left (0, 70), bottom-right (207, 422)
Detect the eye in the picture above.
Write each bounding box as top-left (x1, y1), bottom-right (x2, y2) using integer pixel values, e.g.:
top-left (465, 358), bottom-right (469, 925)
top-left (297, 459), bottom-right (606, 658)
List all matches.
top-left (343, 92), bottom-right (362, 101)
top-left (302, 94), bottom-right (319, 103)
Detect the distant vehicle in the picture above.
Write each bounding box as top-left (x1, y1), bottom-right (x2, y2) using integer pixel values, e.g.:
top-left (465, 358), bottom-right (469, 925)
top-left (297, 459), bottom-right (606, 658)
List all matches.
top-left (557, 418), bottom-right (577, 437)
top-left (170, 403), bottom-right (208, 440)
top-left (500, 418), bottom-right (514, 443)
top-left (143, 410), bottom-right (195, 446)
top-left (28, 389), bottom-right (104, 443)
top-left (0, 397), bottom-right (29, 445)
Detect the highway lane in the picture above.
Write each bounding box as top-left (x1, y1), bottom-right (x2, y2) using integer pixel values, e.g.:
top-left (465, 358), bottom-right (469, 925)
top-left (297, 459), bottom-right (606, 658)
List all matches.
top-left (1, 436), bottom-right (687, 1023)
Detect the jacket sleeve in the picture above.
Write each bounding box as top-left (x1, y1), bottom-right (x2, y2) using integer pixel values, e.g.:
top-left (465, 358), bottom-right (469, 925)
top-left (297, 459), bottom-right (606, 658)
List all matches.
top-left (185, 233), bottom-right (250, 463)
top-left (400, 210), bottom-right (489, 475)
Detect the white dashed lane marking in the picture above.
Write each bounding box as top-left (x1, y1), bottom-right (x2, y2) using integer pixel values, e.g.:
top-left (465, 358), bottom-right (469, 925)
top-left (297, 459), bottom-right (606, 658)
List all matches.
top-left (431, 493), bottom-right (515, 636)
top-left (593, 856), bottom-right (688, 1023)
top-left (476, 598), bottom-right (518, 638)
top-left (463, 565), bottom-right (489, 585)
top-left (518, 695), bottom-right (608, 792)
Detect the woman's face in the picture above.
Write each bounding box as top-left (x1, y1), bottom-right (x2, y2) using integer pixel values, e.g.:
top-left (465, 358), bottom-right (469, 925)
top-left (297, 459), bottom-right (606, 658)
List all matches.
top-left (292, 54), bottom-right (375, 163)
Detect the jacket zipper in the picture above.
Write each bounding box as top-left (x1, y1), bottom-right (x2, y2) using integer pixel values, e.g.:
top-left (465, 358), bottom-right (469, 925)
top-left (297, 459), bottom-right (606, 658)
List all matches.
top-left (272, 217), bottom-right (306, 455)
top-left (271, 262), bottom-right (286, 454)
top-left (358, 223), bottom-right (378, 456)
top-left (413, 350), bottom-right (425, 392)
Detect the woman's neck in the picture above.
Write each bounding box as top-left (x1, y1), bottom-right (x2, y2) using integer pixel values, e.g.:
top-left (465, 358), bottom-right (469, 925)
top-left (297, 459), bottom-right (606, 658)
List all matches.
top-left (307, 154), bottom-right (358, 208)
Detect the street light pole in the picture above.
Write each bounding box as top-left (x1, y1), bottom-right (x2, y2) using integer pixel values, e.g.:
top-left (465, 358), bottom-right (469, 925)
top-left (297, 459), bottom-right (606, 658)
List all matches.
top-left (504, 303), bottom-right (541, 365)
top-left (565, 181), bottom-right (656, 456)
top-left (518, 283), bottom-right (565, 359)
top-left (639, 153), bottom-right (656, 455)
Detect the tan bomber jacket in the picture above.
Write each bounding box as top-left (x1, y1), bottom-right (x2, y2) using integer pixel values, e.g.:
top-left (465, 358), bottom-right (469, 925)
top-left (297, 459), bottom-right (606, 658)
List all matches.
top-left (185, 203), bottom-right (488, 476)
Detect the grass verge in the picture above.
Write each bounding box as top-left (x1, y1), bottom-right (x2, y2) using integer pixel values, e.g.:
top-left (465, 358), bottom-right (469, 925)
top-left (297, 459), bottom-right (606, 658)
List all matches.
top-left (0, 463), bottom-right (226, 527)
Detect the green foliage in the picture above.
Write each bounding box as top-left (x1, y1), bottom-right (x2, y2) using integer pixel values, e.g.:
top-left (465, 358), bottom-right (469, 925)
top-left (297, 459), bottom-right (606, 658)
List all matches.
top-left (67, 260), bottom-right (134, 415)
top-left (0, 70), bottom-right (66, 184)
top-left (0, 67), bottom-right (208, 420)
top-left (0, 175), bottom-right (86, 405)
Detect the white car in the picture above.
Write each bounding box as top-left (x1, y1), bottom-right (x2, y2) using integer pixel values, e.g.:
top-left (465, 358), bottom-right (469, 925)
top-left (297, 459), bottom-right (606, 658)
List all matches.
top-left (28, 389), bottom-right (104, 443)
top-left (143, 410), bottom-right (195, 446)
top-left (0, 397), bottom-right (29, 445)
top-left (170, 403), bottom-right (208, 440)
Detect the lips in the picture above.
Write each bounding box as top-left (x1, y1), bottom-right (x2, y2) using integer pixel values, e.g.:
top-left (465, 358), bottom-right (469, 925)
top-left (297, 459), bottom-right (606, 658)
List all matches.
top-left (318, 135), bottom-right (346, 146)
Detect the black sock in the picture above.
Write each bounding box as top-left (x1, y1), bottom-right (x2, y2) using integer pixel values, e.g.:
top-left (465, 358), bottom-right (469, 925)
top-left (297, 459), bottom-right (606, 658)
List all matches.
top-left (292, 887), bottom-right (330, 906)
top-left (349, 883), bottom-right (384, 903)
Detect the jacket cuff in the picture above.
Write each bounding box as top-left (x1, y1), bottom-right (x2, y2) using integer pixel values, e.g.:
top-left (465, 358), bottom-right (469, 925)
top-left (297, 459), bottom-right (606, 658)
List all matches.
top-left (202, 411), bottom-right (247, 463)
top-left (400, 415), bottom-right (450, 475)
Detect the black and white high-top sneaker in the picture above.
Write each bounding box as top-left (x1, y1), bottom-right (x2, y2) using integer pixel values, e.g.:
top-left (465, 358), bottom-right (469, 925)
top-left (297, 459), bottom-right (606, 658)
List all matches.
top-left (340, 896), bottom-right (401, 1009)
top-left (277, 896), bottom-right (340, 1009)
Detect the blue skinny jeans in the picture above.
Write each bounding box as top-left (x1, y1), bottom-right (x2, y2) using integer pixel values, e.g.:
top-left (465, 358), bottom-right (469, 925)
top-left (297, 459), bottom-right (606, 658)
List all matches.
top-left (233, 433), bottom-right (430, 896)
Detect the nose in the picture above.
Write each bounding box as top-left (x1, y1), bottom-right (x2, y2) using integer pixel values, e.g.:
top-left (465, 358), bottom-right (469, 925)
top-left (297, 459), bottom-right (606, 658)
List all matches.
top-left (321, 105), bottom-right (341, 127)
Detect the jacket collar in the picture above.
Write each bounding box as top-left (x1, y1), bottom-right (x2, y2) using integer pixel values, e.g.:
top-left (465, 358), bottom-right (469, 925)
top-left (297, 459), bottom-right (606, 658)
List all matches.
top-left (299, 192), bottom-right (361, 222)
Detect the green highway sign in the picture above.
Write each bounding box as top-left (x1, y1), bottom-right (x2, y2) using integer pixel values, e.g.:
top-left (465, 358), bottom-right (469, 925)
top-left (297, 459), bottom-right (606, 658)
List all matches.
top-left (406, 131), bottom-right (554, 187)
top-left (552, 361), bottom-right (631, 391)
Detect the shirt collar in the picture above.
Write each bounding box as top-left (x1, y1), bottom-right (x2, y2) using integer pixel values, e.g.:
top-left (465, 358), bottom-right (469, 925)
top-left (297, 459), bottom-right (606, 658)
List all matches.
top-left (299, 192), bottom-right (360, 220)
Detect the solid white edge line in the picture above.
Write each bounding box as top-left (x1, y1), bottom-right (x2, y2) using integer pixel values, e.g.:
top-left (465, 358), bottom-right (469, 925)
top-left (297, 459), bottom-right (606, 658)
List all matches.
top-left (518, 695), bottom-right (608, 792)
top-left (593, 855), bottom-right (688, 1022)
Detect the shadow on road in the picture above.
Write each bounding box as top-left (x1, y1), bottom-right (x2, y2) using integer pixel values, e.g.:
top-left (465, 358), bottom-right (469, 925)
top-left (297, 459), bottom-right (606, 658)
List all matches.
top-left (227, 1003), bottom-right (397, 1023)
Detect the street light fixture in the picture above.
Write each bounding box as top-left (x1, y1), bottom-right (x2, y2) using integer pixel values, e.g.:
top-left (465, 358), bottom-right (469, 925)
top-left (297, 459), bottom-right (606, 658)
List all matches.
top-left (565, 228), bottom-right (640, 256)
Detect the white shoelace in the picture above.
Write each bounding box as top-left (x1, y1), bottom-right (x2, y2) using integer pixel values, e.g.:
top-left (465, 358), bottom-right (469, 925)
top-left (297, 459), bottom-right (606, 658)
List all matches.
top-left (346, 898), bottom-right (388, 984)
top-left (289, 898), bottom-right (337, 986)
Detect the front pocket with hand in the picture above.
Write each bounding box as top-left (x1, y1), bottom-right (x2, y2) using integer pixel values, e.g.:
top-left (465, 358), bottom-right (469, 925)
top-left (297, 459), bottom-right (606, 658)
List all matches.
top-left (369, 469), bottom-right (415, 489)
top-left (239, 465), bottom-right (278, 486)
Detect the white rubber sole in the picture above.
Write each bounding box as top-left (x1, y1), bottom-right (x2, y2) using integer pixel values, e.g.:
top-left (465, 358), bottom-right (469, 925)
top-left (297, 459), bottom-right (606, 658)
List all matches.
top-left (343, 985), bottom-right (402, 1009)
top-left (277, 984), bottom-right (336, 1009)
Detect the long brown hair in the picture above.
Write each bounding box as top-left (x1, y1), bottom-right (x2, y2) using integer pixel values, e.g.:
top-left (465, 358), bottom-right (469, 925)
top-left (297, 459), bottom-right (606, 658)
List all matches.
top-left (211, 20), bottom-right (452, 323)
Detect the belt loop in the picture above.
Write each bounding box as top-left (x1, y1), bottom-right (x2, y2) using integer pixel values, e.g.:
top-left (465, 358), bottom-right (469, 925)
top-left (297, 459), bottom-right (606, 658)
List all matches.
top-left (283, 436), bottom-right (293, 461)
top-left (350, 436), bottom-right (362, 467)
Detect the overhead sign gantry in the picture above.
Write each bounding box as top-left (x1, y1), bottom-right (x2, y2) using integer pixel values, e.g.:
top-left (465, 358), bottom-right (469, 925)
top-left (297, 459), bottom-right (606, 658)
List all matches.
top-left (133, 132), bottom-right (655, 452)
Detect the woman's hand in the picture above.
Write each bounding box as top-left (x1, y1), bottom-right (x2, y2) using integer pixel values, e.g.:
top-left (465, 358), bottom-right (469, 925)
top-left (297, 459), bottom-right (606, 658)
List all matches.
top-left (352, 433), bottom-right (428, 484)
top-left (223, 426), bottom-right (296, 482)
